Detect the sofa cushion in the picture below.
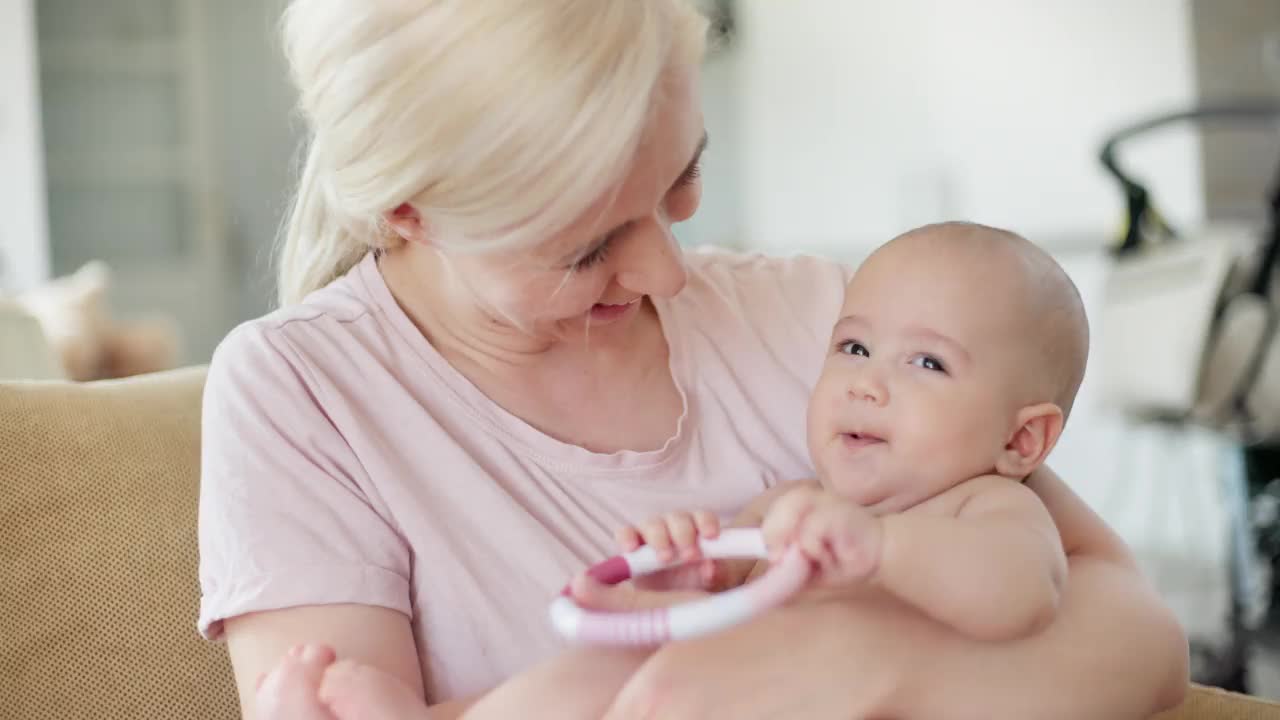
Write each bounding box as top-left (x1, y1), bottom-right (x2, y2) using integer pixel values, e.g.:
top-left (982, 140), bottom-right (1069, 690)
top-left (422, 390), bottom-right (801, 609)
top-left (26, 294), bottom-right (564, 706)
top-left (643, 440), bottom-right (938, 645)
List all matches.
top-left (1156, 683), bottom-right (1280, 718)
top-left (0, 366), bottom-right (238, 719)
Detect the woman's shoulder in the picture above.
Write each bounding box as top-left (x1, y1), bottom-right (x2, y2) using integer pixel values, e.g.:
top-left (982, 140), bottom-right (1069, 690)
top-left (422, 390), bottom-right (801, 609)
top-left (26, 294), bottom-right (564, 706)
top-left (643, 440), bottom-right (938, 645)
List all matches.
top-left (210, 260), bottom-right (382, 371)
top-left (203, 264), bottom-right (392, 423)
top-left (676, 245), bottom-right (853, 343)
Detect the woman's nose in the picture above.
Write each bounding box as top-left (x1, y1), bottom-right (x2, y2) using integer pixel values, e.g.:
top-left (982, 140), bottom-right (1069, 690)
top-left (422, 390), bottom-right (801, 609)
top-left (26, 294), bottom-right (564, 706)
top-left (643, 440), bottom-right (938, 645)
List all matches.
top-left (613, 220), bottom-right (687, 300)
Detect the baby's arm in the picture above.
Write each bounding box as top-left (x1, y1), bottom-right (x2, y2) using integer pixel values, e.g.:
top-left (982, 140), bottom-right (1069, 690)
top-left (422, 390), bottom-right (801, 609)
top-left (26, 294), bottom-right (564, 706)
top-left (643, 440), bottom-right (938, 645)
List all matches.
top-left (876, 477), bottom-right (1067, 641)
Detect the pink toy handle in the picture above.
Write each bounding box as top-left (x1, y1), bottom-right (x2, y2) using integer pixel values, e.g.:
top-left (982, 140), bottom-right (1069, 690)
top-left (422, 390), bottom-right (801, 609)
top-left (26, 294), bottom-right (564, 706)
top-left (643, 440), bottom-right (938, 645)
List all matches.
top-left (549, 528), bottom-right (811, 646)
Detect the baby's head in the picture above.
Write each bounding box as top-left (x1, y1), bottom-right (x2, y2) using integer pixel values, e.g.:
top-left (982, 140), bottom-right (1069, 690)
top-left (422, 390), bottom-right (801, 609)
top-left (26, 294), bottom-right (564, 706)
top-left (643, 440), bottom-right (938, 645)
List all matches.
top-left (807, 222), bottom-right (1089, 512)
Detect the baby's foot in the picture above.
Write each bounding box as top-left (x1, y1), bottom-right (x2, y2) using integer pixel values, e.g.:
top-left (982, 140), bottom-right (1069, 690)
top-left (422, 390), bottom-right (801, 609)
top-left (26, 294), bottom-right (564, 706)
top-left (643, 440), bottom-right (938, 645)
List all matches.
top-left (319, 659), bottom-right (434, 720)
top-left (256, 644), bottom-right (338, 720)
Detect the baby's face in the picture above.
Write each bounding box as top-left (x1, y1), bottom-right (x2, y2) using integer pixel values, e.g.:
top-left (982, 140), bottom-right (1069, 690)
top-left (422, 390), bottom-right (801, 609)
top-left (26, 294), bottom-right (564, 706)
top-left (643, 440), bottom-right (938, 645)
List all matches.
top-left (807, 244), bottom-right (1034, 512)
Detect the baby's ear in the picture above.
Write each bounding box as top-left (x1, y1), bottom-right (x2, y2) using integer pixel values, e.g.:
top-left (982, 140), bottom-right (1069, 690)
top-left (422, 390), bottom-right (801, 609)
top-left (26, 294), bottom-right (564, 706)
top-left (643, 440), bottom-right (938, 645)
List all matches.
top-left (995, 403), bottom-right (1065, 479)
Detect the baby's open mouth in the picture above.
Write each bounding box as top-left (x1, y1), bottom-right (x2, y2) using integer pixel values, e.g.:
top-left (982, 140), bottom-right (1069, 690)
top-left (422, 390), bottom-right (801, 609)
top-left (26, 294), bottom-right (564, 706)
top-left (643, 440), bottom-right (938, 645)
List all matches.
top-left (841, 432), bottom-right (886, 449)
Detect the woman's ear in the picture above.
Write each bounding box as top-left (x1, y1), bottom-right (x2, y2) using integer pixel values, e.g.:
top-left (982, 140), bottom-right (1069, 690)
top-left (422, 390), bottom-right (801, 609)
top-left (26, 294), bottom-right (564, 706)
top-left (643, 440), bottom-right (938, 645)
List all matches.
top-left (995, 403), bottom-right (1065, 479)
top-left (384, 203), bottom-right (430, 245)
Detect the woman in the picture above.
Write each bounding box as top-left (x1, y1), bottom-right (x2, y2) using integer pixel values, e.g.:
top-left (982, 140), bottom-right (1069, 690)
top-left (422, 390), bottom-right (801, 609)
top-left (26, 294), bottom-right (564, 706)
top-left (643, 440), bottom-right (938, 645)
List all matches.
top-left (197, 1), bottom-right (1189, 718)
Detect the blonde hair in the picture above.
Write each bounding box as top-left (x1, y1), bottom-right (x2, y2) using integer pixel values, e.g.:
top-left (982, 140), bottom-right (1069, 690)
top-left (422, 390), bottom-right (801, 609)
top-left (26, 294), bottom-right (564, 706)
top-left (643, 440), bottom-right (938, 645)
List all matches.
top-left (275, 0), bottom-right (709, 306)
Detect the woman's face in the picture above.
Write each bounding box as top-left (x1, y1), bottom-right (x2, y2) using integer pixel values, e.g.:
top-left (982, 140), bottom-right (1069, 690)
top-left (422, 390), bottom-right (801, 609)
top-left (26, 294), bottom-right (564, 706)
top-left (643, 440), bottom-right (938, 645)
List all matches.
top-left (437, 64), bottom-right (706, 344)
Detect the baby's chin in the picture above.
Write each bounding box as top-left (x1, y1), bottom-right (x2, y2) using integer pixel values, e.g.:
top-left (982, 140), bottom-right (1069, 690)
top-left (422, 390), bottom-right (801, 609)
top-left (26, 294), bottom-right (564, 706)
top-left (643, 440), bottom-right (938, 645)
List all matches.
top-left (818, 469), bottom-right (900, 513)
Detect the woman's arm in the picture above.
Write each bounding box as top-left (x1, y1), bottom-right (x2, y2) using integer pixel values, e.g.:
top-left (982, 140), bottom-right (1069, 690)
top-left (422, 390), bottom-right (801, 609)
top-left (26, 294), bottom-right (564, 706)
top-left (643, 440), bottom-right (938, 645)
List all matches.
top-left (225, 604), bottom-right (428, 719)
top-left (230, 604), bottom-right (652, 720)
top-left (461, 647), bottom-right (652, 720)
top-left (604, 466), bottom-right (1189, 720)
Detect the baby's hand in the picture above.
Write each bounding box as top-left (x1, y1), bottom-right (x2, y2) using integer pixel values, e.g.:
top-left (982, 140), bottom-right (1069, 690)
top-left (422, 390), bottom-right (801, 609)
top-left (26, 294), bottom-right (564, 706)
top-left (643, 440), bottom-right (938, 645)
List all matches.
top-left (762, 485), bottom-right (883, 586)
top-left (616, 510), bottom-right (721, 564)
top-left (615, 510), bottom-right (722, 593)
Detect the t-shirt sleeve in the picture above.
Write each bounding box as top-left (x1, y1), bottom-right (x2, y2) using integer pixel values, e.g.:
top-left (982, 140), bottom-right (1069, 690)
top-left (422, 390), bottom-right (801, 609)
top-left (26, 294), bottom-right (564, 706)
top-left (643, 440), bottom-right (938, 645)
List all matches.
top-left (197, 322), bottom-right (411, 640)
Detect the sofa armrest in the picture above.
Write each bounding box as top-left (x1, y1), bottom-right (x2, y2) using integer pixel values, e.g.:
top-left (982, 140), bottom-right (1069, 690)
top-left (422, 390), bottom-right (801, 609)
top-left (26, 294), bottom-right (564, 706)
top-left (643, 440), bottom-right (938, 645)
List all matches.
top-left (1153, 683), bottom-right (1280, 719)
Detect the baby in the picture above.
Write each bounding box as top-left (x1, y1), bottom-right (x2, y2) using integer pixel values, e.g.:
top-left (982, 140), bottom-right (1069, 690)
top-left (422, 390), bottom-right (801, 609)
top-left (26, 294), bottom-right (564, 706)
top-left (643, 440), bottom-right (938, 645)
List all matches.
top-left (574, 220), bottom-right (1088, 643)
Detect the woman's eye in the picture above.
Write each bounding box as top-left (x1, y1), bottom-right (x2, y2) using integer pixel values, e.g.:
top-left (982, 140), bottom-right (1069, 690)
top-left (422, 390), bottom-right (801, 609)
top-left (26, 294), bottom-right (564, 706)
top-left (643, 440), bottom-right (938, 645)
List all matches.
top-left (837, 341), bottom-right (869, 357)
top-left (673, 160), bottom-right (702, 189)
top-left (911, 355), bottom-right (946, 373)
top-left (571, 237), bottom-right (615, 272)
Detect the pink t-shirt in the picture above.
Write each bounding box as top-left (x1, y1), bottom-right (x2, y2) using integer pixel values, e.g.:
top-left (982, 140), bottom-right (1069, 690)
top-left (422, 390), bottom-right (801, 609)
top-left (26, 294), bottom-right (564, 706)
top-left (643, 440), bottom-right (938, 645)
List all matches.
top-left (197, 247), bottom-right (851, 701)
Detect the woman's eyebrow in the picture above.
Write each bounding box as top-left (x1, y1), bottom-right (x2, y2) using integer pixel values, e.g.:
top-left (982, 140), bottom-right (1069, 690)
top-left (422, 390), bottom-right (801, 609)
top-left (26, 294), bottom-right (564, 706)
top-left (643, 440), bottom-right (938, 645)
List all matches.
top-left (560, 131), bottom-right (709, 266)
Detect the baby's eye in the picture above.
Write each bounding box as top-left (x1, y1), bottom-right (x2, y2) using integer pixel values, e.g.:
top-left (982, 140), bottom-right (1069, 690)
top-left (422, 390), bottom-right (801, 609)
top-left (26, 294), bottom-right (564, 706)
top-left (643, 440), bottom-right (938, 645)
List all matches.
top-left (837, 341), bottom-right (870, 357)
top-left (911, 355), bottom-right (946, 373)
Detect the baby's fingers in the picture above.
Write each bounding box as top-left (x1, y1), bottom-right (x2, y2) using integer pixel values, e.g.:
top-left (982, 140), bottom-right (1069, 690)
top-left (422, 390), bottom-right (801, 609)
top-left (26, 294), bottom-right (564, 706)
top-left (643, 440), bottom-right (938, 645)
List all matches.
top-left (665, 512), bottom-right (706, 558)
top-left (640, 517), bottom-right (677, 562)
top-left (614, 525), bottom-right (643, 552)
top-left (692, 510), bottom-right (721, 541)
top-left (761, 486), bottom-right (820, 558)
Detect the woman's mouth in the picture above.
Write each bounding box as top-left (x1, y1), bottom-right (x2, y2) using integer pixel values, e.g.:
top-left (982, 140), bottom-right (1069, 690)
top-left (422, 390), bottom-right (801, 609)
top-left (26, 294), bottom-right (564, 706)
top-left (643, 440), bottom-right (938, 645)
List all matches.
top-left (589, 299), bottom-right (641, 324)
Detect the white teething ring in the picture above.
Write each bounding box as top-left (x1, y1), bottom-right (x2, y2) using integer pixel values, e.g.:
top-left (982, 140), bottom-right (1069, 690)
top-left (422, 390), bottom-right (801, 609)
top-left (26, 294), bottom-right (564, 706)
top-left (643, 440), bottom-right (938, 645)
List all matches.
top-left (549, 528), bottom-right (811, 646)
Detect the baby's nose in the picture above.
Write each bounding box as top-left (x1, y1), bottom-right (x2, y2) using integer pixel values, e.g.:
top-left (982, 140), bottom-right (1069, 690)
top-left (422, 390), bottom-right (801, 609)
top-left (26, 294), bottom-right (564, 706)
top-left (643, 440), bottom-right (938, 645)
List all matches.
top-left (848, 371), bottom-right (888, 406)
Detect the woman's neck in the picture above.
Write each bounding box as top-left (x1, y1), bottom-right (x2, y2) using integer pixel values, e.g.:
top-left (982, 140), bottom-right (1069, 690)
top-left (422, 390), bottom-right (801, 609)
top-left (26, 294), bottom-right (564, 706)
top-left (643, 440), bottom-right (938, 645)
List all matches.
top-left (377, 244), bottom-right (665, 385)
top-left (377, 245), bottom-right (681, 453)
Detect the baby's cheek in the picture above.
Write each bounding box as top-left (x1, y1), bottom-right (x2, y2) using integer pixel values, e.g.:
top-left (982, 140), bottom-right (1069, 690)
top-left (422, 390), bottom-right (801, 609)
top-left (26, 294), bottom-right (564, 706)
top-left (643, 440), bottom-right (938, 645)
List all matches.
top-left (929, 401), bottom-right (1006, 473)
top-left (804, 404), bottom-right (827, 459)
top-left (809, 382), bottom-right (846, 437)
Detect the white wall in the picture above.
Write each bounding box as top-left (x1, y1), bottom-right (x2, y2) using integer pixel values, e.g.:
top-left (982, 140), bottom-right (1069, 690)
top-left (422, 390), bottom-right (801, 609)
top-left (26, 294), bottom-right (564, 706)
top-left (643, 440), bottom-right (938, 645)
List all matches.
top-left (678, 45), bottom-right (746, 249)
top-left (736, 0), bottom-right (1205, 258)
top-left (0, 0), bottom-right (50, 292)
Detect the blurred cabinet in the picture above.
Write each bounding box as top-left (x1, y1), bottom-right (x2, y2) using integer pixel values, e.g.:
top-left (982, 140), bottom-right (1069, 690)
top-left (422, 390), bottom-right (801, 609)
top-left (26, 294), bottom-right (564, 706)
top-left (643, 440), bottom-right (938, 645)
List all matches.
top-left (35, 0), bottom-right (230, 362)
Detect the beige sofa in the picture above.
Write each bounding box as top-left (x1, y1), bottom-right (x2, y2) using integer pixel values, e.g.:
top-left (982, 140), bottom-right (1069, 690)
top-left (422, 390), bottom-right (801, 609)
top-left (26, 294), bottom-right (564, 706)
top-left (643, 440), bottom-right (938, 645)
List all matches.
top-left (1, 367), bottom-right (1278, 719)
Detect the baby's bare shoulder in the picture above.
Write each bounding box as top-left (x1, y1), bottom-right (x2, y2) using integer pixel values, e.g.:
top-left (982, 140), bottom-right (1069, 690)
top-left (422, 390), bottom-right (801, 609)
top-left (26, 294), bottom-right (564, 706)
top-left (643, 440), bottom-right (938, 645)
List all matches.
top-left (954, 475), bottom-right (1051, 523)
top-left (910, 475), bottom-right (1044, 520)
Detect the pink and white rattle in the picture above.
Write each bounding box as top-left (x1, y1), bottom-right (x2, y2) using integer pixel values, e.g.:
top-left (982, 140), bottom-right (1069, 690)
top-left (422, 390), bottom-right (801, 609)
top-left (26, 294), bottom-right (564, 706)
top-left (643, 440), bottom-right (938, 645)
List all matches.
top-left (549, 528), bottom-right (811, 646)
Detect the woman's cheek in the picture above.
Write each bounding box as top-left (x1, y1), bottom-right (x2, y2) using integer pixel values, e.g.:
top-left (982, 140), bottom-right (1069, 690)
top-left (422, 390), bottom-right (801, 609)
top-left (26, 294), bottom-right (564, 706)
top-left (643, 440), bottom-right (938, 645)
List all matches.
top-left (533, 274), bottom-right (606, 319)
top-left (668, 183), bottom-right (701, 223)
